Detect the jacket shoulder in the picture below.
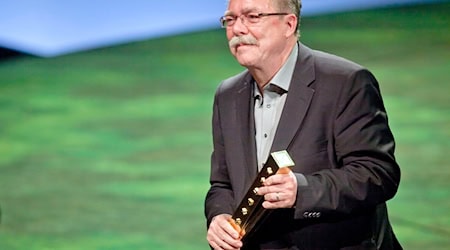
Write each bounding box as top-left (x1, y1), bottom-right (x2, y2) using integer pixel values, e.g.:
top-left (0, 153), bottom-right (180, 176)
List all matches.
top-left (216, 70), bottom-right (251, 95)
top-left (309, 48), bottom-right (366, 75)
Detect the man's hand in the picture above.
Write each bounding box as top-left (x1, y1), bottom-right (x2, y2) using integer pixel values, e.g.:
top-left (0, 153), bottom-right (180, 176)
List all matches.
top-left (257, 168), bottom-right (297, 209)
top-left (207, 214), bottom-right (243, 250)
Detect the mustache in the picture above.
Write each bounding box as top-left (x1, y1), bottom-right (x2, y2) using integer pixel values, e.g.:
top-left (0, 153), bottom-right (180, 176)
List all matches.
top-left (229, 35), bottom-right (258, 48)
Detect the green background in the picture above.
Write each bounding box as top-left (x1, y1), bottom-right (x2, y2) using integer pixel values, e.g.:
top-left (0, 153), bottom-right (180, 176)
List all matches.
top-left (0, 3), bottom-right (449, 249)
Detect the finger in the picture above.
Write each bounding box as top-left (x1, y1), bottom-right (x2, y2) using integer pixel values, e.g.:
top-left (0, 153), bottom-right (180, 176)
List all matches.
top-left (216, 235), bottom-right (238, 250)
top-left (264, 172), bottom-right (289, 186)
top-left (263, 175), bottom-right (278, 186)
top-left (263, 199), bottom-right (281, 209)
top-left (263, 192), bottom-right (291, 209)
top-left (217, 219), bottom-right (243, 248)
top-left (207, 228), bottom-right (224, 250)
top-left (222, 231), bottom-right (243, 249)
top-left (222, 219), bottom-right (241, 240)
top-left (228, 218), bottom-right (245, 239)
top-left (263, 192), bottom-right (280, 202)
top-left (258, 183), bottom-right (283, 195)
top-left (208, 225), bottom-right (240, 250)
top-left (218, 231), bottom-right (242, 250)
top-left (277, 167), bottom-right (291, 175)
top-left (208, 215), bottom-right (241, 249)
top-left (208, 236), bottom-right (223, 250)
top-left (262, 190), bottom-right (297, 209)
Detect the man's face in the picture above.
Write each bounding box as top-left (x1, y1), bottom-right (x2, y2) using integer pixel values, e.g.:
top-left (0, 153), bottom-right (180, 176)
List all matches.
top-left (225, 0), bottom-right (291, 69)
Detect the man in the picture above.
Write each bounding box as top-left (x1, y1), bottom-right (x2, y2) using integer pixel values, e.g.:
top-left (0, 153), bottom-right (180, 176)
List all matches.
top-left (205, 0), bottom-right (402, 249)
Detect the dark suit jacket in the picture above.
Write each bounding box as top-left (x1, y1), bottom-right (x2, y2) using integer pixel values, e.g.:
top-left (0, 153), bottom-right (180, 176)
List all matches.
top-left (205, 43), bottom-right (402, 249)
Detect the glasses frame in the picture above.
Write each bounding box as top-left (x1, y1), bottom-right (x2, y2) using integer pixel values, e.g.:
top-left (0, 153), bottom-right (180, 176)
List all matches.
top-left (220, 12), bottom-right (289, 28)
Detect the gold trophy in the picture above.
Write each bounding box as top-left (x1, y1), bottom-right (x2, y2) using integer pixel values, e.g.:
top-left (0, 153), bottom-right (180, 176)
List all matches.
top-left (228, 150), bottom-right (295, 240)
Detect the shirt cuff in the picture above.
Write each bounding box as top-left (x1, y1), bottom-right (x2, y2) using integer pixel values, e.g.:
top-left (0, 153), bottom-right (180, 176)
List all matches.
top-left (295, 173), bottom-right (308, 186)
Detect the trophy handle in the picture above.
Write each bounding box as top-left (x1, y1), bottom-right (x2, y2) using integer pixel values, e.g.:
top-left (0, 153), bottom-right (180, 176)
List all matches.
top-left (227, 217), bottom-right (246, 239)
top-left (228, 150), bottom-right (295, 241)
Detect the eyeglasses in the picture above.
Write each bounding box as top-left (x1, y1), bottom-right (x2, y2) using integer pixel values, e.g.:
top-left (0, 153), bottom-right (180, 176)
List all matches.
top-left (220, 12), bottom-right (289, 28)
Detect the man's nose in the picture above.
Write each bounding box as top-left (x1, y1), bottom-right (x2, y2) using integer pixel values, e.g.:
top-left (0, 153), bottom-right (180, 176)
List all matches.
top-left (232, 16), bottom-right (249, 35)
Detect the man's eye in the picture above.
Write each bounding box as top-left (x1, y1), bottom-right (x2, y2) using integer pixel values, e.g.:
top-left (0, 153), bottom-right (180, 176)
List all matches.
top-left (247, 14), bottom-right (260, 22)
top-left (225, 16), bottom-right (236, 22)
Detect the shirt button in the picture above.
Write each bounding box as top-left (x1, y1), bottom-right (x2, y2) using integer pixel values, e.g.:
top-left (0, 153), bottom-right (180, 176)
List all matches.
top-left (264, 134), bottom-right (268, 138)
top-left (266, 104), bottom-right (271, 108)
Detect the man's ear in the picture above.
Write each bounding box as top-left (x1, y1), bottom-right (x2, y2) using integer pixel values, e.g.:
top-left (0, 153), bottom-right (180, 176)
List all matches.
top-left (285, 14), bottom-right (298, 37)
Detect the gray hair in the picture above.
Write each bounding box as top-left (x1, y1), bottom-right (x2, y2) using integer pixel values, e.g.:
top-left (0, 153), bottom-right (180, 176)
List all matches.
top-left (225, 0), bottom-right (302, 36)
top-left (274, 0), bottom-right (302, 37)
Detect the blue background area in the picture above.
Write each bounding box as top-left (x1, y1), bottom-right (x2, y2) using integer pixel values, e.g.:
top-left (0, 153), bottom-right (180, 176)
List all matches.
top-left (0, 0), bottom-right (445, 57)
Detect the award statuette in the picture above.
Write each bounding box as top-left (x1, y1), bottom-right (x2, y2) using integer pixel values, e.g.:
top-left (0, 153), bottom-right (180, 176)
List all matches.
top-left (228, 150), bottom-right (295, 240)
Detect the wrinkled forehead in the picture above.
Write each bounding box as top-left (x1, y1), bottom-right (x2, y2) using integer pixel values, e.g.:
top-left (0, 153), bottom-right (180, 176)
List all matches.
top-left (225, 0), bottom-right (275, 15)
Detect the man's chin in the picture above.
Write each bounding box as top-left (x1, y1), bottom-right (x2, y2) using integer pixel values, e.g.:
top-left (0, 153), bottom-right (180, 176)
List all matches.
top-left (235, 57), bottom-right (255, 68)
top-left (231, 47), bottom-right (257, 66)
top-left (234, 47), bottom-right (255, 59)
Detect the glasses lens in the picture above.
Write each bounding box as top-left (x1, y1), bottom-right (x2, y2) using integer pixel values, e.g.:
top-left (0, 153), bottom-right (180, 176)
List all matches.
top-left (245, 13), bottom-right (261, 23)
top-left (220, 16), bottom-right (237, 28)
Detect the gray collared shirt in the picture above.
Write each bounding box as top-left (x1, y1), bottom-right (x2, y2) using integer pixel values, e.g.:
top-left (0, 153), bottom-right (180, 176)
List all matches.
top-left (254, 44), bottom-right (298, 170)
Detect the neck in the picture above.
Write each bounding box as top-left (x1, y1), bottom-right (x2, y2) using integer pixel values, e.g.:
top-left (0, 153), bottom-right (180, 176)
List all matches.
top-left (249, 40), bottom-right (297, 90)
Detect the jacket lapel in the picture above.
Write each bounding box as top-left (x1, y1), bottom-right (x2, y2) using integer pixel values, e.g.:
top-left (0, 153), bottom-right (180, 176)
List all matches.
top-left (271, 44), bottom-right (316, 153)
top-left (235, 73), bottom-right (259, 193)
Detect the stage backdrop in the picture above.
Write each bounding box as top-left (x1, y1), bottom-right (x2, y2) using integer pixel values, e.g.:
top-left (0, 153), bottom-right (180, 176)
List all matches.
top-left (0, 0), bottom-right (445, 57)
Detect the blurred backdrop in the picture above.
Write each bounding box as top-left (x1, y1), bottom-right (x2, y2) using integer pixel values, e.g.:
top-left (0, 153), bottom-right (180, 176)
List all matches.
top-left (0, 1), bottom-right (449, 249)
top-left (0, 0), bottom-right (447, 57)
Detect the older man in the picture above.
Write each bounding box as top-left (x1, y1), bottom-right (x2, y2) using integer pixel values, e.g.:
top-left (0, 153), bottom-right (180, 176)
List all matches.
top-left (205, 0), bottom-right (402, 249)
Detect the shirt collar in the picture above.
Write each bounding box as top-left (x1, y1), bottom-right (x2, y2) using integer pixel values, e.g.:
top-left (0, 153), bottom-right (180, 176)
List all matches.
top-left (254, 43), bottom-right (299, 98)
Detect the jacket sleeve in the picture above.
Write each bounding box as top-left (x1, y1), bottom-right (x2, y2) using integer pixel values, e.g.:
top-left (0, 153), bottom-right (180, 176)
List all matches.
top-left (204, 87), bottom-right (235, 226)
top-left (294, 69), bottom-right (401, 219)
